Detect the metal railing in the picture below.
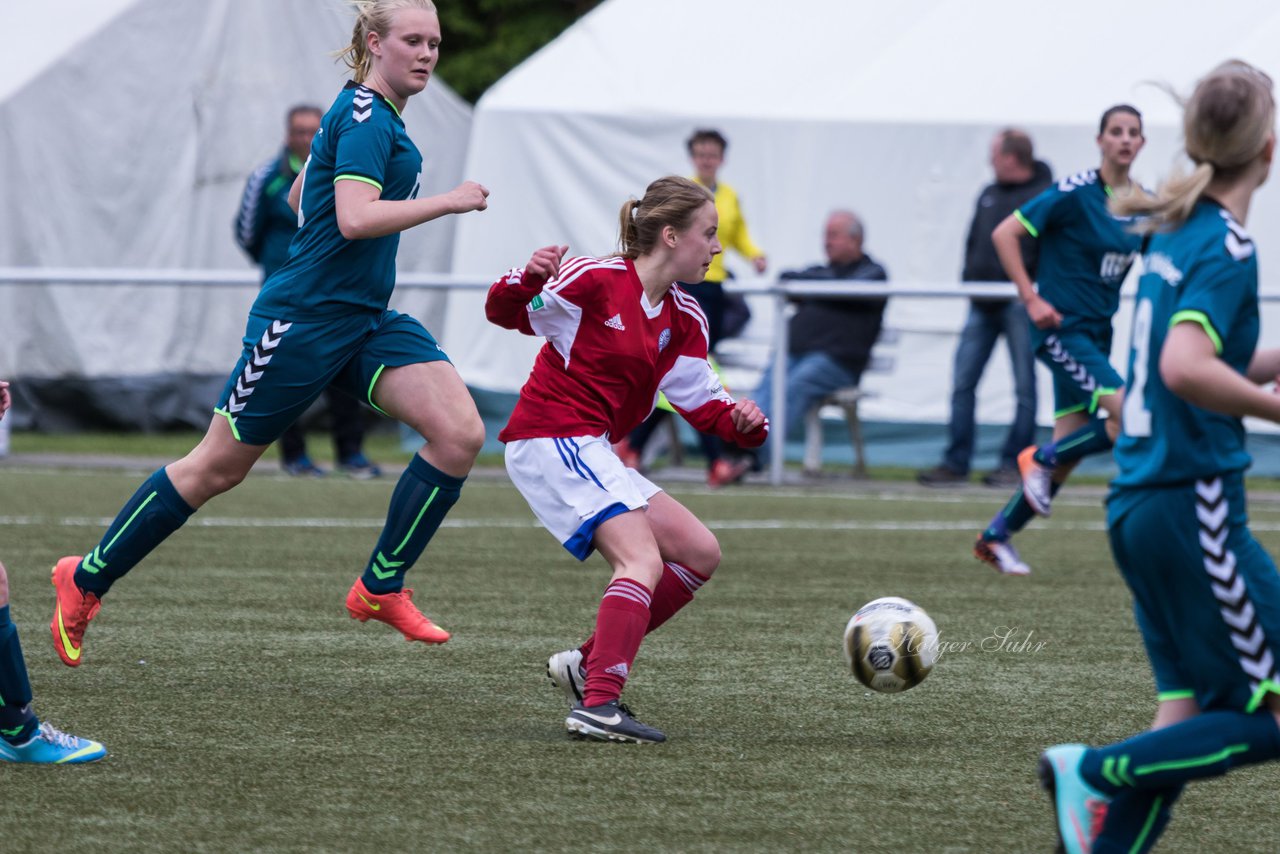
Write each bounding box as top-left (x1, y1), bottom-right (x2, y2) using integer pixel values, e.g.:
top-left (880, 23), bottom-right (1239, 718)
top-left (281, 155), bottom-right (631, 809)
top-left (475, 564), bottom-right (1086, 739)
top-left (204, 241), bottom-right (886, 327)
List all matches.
top-left (17, 267), bottom-right (1234, 486)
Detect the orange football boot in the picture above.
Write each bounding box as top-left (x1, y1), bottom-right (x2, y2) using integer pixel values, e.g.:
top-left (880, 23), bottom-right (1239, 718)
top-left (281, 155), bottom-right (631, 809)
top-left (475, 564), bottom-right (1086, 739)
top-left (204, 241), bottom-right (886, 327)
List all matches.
top-left (50, 556), bottom-right (101, 667)
top-left (345, 578), bottom-right (450, 644)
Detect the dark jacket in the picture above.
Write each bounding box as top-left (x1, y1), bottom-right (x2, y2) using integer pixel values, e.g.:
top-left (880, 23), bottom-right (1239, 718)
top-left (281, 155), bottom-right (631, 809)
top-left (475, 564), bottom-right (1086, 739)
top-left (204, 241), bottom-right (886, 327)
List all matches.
top-left (783, 253), bottom-right (889, 379)
top-left (961, 159), bottom-right (1053, 292)
top-left (233, 149), bottom-right (304, 281)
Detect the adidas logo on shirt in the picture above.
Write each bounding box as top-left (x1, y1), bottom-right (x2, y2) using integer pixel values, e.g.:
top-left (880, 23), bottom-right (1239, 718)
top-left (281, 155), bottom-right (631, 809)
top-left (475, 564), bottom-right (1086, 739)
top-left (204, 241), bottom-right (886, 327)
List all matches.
top-left (604, 313), bottom-right (626, 331)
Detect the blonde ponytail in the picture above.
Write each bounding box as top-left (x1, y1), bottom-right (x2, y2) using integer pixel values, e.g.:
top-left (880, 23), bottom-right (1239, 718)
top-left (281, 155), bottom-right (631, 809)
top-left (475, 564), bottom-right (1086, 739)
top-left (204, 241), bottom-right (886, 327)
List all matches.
top-left (1112, 162), bottom-right (1215, 232)
top-left (1112, 61), bottom-right (1274, 231)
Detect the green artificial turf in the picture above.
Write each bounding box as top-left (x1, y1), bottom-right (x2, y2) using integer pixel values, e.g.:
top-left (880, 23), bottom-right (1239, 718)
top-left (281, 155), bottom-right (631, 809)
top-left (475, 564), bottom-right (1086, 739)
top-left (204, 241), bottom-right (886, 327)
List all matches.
top-left (2, 462), bottom-right (1277, 852)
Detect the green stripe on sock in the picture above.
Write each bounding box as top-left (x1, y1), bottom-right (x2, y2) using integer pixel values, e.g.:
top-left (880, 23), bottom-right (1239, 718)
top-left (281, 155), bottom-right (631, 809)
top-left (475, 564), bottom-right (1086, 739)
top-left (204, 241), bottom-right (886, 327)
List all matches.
top-left (1135, 744), bottom-right (1248, 776)
top-left (103, 493), bottom-right (157, 555)
top-left (1130, 794), bottom-right (1164, 854)
top-left (1055, 432), bottom-right (1094, 454)
top-left (393, 487), bottom-right (440, 555)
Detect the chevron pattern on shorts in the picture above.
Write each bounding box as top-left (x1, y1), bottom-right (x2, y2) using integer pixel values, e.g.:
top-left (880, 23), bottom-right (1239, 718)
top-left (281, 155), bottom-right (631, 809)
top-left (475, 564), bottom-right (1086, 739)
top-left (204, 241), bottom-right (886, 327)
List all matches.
top-left (1043, 334), bottom-right (1097, 394)
top-left (226, 320), bottom-right (292, 415)
top-left (1196, 476), bottom-right (1278, 693)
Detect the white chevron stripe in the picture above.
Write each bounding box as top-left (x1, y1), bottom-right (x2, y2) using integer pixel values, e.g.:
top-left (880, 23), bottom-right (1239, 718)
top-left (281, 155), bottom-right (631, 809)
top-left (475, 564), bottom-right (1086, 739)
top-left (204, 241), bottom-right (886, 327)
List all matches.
top-left (1196, 500), bottom-right (1228, 531)
top-left (234, 379), bottom-right (253, 398)
top-left (271, 320), bottom-right (292, 335)
top-left (1221, 600), bottom-right (1257, 631)
top-left (227, 399), bottom-right (246, 414)
top-left (1199, 528), bottom-right (1228, 556)
top-left (1203, 551), bottom-right (1237, 581)
top-left (1196, 478), bottom-right (1223, 503)
top-left (1242, 650), bottom-right (1275, 681)
top-left (242, 365), bottom-right (264, 383)
top-left (1231, 625), bottom-right (1268, 656)
top-left (1225, 232), bottom-right (1254, 261)
top-left (252, 351), bottom-right (272, 368)
top-left (1195, 475), bottom-right (1279, 687)
top-left (1212, 576), bottom-right (1246, 606)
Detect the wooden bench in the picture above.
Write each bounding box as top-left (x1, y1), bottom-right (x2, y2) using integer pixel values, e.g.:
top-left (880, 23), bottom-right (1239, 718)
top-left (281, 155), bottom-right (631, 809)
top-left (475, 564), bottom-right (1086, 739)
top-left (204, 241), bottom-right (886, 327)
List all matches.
top-left (802, 386), bottom-right (867, 476)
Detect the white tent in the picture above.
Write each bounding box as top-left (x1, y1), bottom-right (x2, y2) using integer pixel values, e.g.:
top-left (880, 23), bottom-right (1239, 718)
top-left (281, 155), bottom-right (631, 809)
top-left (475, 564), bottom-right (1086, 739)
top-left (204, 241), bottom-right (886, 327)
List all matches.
top-left (0, 0), bottom-right (471, 428)
top-left (444, 0), bottom-right (1280, 437)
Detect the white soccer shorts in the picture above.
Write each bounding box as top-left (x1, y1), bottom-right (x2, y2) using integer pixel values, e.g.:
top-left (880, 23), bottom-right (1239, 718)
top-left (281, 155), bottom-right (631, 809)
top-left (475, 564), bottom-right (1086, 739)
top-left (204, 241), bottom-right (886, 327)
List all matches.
top-left (505, 434), bottom-right (662, 560)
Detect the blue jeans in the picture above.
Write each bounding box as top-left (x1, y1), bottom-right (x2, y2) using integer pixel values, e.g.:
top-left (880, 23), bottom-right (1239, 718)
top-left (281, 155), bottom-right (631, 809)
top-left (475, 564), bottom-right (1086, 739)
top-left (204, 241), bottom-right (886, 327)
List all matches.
top-left (753, 351), bottom-right (861, 449)
top-left (942, 301), bottom-right (1037, 474)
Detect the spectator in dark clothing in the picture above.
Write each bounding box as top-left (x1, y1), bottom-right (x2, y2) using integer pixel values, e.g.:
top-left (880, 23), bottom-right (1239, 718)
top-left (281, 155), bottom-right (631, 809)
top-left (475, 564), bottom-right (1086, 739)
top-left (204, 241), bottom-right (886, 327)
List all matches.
top-left (234, 104), bottom-right (380, 479)
top-left (919, 129), bottom-right (1052, 487)
top-left (750, 210), bottom-right (888, 456)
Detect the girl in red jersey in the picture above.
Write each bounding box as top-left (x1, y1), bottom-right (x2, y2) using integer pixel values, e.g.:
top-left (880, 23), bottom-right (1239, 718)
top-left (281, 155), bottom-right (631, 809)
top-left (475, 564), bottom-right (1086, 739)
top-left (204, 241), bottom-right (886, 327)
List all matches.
top-left (486, 176), bottom-right (767, 743)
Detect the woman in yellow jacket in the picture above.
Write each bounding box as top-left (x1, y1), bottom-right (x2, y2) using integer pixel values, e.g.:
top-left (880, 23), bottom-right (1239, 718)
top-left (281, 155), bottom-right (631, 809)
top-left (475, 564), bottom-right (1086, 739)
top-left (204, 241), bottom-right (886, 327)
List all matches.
top-left (616, 129), bottom-right (767, 487)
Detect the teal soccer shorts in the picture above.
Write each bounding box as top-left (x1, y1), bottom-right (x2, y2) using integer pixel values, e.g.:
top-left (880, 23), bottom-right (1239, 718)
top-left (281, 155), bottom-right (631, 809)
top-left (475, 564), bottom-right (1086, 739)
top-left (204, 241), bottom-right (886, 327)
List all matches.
top-left (1032, 320), bottom-right (1123, 419)
top-left (1107, 473), bottom-right (1280, 713)
top-left (214, 309), bottom-right (450, 445)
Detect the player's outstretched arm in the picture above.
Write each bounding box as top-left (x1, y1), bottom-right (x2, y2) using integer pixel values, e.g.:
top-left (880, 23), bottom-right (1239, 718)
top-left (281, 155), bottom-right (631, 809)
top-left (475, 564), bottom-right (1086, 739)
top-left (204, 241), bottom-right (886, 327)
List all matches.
top-left (1246, 346), bottom-right (1280, 385)
top-left (1162, 322), bottom-right (1280, 421)
top-left (335, 179), bottom-right (489, 240)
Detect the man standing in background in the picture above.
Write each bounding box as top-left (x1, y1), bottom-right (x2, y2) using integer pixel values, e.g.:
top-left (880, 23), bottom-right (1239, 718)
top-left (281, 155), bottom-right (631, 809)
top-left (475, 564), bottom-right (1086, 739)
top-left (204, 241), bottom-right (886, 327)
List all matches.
top-left (918, 129), bottom-right (1052, 487)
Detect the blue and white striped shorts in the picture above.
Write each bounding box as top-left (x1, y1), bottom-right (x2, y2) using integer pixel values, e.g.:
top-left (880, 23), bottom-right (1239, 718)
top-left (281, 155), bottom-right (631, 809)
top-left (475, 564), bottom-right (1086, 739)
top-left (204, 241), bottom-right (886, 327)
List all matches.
top-left (504, 434), bottom-right (662, 561)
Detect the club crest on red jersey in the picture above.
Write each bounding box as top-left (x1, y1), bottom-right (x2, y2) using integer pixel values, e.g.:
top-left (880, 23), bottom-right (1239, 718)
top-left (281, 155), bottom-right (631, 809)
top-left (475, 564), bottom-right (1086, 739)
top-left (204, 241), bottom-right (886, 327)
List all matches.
top-left (658, 328), bottom-right (671, 352)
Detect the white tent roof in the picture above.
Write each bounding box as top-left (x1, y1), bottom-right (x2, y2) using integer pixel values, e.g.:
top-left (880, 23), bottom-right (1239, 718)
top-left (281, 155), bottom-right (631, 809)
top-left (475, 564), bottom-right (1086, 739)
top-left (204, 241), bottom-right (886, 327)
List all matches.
top-left (1, 0), bottom-right (472, 385)
top-left (482, 0), bottom-right (1278, 126)
top-left (445, 0), bottom-right (1280, 428)
top-left (0, 0), bottom-right (137, 103)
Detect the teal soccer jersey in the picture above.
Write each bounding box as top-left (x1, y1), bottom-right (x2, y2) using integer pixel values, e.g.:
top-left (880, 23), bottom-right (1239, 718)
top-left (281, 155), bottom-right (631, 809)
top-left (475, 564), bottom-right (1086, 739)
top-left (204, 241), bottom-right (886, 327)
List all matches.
top-left (1112, 199), bottom-right (1259, 489)
top-left (254, 82), bottom-right (423, 321)
top-left (1015, 169), bottom-right (1145, 325)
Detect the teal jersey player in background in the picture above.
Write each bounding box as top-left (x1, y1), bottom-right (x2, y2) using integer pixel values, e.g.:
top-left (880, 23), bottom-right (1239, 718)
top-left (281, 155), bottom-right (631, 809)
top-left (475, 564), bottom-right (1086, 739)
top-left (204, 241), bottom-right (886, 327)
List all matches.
top-left (974, 104), bottom-right (1147, 576)
top-left (47, 0), bottom-right (491, 669)
top-left (1040, 60), bottom-right (1280, 854)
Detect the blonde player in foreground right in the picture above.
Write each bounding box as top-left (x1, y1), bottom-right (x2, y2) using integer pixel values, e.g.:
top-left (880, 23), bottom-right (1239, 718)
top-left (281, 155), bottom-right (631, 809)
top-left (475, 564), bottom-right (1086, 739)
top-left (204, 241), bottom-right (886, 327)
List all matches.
top-left (1040, 60), bottom-right (1280, 854)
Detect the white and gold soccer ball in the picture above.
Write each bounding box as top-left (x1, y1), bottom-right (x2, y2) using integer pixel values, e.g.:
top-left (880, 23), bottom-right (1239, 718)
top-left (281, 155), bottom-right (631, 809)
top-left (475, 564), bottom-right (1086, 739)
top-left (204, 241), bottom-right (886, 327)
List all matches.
top-left (843, 597), bottom-right (938, 693)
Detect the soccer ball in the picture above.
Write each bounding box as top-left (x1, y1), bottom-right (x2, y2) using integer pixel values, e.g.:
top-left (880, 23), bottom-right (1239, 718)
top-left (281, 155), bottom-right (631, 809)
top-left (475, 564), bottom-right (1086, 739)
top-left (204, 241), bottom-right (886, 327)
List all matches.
top-left (843, 596), bottom-right (938, 693)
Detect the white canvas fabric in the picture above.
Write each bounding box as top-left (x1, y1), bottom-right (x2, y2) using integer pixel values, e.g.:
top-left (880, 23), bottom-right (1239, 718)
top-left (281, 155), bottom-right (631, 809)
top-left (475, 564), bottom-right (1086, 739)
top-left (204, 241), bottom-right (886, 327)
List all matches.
top-left (442, 0), bottom-right (1280, 430)
top-left (0, 0), bottom-right (471, 426)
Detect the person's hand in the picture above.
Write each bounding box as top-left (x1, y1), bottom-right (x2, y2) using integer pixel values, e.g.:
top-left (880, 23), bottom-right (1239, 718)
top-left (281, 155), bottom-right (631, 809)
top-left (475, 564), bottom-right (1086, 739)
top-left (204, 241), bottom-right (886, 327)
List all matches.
top-left (752, 255), bottom-right (768, 274)
top-left (449, 180), bottom-right (490, 214)
top-left (523, 245), bottom-right (569, 288)
top-left (0, 381), bottom-right (10, 421)
top-left (730, 398), bottom-right (766, 434)
top-left (1026, 294), bottom-right (1062, 329)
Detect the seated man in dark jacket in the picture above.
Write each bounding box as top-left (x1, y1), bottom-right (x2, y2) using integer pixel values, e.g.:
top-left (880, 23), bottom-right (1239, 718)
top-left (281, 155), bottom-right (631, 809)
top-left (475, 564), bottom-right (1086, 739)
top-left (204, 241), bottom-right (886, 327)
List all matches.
top-left (752, 209), bottom-right (888, 451)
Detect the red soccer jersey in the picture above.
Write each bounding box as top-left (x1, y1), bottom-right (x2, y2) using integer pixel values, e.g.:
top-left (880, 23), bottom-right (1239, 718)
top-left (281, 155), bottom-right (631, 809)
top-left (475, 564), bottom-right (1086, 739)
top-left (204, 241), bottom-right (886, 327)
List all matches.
top-left (486, 255), bottom-right (767, 447)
